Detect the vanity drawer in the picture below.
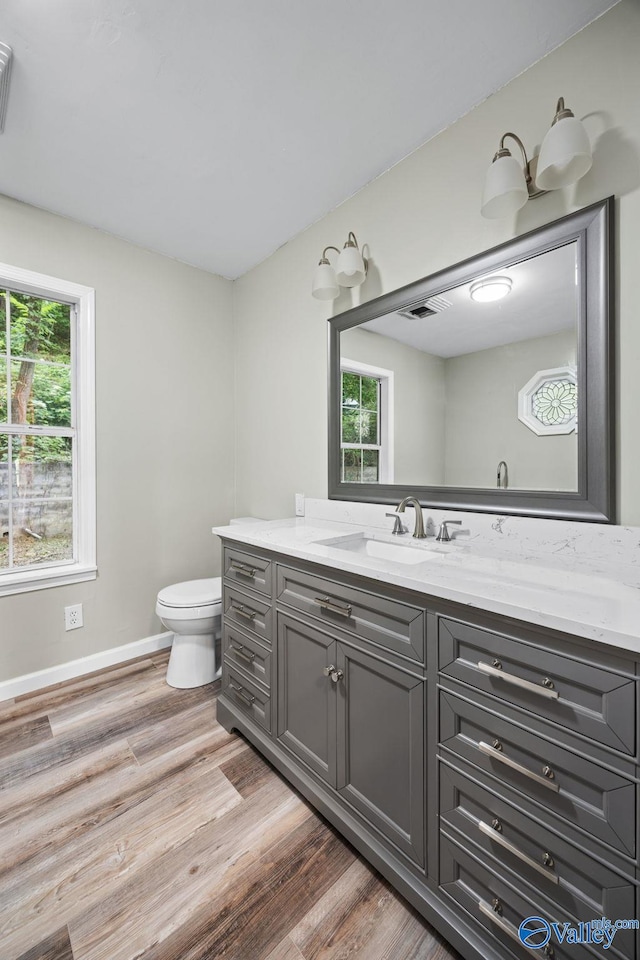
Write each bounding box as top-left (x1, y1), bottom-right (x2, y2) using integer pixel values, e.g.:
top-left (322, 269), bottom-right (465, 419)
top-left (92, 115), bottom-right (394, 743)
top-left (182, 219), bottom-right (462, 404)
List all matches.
top-left (439, 760), bottom-right (637, 957)
top-left (224, 584), bottom-right (273, 646)
top-left (439, 689), bottom-right (637, 859)
top-left (439, 833), bottom-right (606, 960)
top-left (222, 623), bottom-right (271, 690)
top-left (275, 565), bottom-right (424, 664)
top-left (222, 665), bottom-right (271, 733)
top-left (438, 616), bottom-right (637, 757)
top-left (223, 546), bottom-right (272, 597)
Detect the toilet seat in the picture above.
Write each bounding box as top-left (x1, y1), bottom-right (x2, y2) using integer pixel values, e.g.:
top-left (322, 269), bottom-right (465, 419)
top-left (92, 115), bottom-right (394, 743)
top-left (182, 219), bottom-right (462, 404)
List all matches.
top-left (157, 577), bottom-right (221, 609)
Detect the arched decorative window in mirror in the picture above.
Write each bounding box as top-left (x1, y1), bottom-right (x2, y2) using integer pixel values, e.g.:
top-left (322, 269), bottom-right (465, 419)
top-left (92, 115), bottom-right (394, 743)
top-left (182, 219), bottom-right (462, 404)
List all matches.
top-left (328, 198), bottom-right (614, 522)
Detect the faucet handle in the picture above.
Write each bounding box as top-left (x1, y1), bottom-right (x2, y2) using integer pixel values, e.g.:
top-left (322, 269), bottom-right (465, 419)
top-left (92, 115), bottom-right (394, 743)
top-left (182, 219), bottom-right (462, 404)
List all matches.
top-left (435, 519), bottom-right (462, 542)
top-left (385, 512), bottom-right (407, 535)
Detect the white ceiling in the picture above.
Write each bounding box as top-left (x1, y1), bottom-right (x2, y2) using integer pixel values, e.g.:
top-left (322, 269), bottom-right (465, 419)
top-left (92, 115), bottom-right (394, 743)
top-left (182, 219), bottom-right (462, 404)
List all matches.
top-left (0, 1), bottom-right (618, 279)
top-left (361, 242), bottom-right (578, 358)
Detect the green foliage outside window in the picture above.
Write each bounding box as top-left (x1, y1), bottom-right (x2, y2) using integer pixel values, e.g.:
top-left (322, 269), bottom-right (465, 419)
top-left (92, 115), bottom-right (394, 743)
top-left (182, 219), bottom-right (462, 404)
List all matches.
top-left (0, 291), bottom-right (72, 462)
top-left (1, 290), bottom-right (74, 570)
top-left (341, 371), bottom-right (381, 482)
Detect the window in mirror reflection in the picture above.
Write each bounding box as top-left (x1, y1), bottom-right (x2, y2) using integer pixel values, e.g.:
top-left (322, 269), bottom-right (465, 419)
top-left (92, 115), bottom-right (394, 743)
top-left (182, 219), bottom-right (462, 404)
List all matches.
top-left (340, 360), bottom-right (394, 483)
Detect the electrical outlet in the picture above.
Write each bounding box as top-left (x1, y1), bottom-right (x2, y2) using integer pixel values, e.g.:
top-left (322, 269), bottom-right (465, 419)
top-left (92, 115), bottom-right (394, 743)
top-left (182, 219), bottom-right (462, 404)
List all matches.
top-left (295, 493), bottom-right (305, 516)
top-left (64, 603), bottom-right (83, 631)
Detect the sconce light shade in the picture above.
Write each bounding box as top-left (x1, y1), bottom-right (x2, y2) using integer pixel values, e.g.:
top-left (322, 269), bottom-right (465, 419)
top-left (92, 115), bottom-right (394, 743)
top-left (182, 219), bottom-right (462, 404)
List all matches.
top-left (481, 152), bottom-right (529, 220)
top-left (480, 98), bottom-right (592, 219)
top-left (312, 261), bottom-right (340, 300)
top-left (535, 114), bottom-right (592, 191)
top-left (336, 242), bottom-right (366, 287)
top-left (311, 234), bottom-right (367, 301)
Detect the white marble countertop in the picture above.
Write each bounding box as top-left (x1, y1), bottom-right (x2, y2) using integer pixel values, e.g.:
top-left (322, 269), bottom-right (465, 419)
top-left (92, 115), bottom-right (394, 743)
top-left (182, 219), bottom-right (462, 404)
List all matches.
top-left (212, 513), bottom-right (640, 657)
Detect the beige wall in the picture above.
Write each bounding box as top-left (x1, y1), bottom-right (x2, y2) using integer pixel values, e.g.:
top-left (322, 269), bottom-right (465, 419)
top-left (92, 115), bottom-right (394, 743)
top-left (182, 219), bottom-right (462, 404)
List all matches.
top-left (444, 331), bottom-right (577, 490)
top-left (233, 0), bottom-right (640, 524)
top-left (340, 327), bottom-right (445, 485)
top-left (0, 195), bottom-right (234, 681)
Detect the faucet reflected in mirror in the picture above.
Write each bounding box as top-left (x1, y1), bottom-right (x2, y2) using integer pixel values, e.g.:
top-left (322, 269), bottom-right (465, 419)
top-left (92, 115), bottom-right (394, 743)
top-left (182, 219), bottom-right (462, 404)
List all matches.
top-left (497, 460), bottom-right (509, 489)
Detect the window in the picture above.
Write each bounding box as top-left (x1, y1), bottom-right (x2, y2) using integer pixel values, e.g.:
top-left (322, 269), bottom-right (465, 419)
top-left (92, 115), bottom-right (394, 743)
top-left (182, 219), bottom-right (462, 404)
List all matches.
top-left (340, 359), bottom-right (393, 483)
top-left (0, 262), bottom-right (95, 596)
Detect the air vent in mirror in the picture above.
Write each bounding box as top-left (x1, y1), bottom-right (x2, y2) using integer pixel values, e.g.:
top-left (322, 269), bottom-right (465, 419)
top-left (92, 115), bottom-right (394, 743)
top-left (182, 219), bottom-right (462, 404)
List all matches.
top-left (397, 294), bottom-right (452, 320)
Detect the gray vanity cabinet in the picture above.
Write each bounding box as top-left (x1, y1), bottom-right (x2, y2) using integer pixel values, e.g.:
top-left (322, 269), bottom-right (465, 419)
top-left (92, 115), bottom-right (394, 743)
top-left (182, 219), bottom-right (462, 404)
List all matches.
top-left (217, 541), bottom-right (640, 960)
top-left (334, 640), bottom-right (425, 867)
top-left (276, 610), bottom-right (425, 867)
top-left (276, 613), bottom-right (337, 785)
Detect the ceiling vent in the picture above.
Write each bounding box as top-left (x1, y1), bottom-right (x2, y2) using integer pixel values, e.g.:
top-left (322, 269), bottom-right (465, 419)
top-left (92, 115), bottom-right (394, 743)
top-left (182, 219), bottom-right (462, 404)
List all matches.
top-left (397, 294), bottom-right (452, 320)
top-left (0, 42), bottom-right (13, 133)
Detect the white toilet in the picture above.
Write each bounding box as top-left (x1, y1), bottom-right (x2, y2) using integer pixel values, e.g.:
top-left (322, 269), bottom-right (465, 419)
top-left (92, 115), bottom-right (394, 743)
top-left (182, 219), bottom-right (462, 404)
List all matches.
top-left (156, 577), bottom-right (222, 688)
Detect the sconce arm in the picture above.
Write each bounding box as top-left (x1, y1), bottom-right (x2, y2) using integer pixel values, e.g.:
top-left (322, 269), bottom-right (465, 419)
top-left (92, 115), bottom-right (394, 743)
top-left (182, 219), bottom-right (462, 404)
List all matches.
top-left (498, 132), bottom-right (530, 177)
top-left (320, 245), bottom-right (341, 263)
top-left (498, 132), bottom-right (547, 199)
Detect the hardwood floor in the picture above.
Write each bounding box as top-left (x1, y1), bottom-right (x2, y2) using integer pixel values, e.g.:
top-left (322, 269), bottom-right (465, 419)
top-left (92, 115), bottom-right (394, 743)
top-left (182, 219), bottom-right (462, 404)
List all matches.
top-left (0, 653), bottom-right (461, 960)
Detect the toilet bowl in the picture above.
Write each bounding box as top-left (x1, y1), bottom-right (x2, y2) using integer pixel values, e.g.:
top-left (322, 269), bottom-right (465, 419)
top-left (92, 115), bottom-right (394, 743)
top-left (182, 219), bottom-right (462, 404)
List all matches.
top-left (156, 577), bottom-right (222, 688)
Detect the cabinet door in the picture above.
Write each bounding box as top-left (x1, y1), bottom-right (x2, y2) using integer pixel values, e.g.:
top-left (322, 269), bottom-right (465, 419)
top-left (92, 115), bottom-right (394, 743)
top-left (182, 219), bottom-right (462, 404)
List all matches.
top-left (276, 613), bottom-right (337, 786)
top-left (336, 643), bottom-right (425, 867)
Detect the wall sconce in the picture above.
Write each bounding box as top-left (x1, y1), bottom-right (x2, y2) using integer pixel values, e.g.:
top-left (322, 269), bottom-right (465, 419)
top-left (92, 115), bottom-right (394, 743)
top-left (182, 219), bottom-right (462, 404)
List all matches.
top-left (481, 97), bottom-right (592, 219)
top-left (312, 232), bottom-right (368, 301)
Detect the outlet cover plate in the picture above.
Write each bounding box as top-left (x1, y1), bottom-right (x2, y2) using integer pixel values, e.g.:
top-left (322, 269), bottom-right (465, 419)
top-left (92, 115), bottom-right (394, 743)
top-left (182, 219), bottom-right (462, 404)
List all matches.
top-left (64, 603), bottom-right (83, 631)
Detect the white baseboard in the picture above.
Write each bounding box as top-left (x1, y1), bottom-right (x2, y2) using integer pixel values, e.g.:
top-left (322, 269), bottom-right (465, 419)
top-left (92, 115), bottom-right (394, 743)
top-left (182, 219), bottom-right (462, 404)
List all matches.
top-left (0, 631), bottom-right (173, 702)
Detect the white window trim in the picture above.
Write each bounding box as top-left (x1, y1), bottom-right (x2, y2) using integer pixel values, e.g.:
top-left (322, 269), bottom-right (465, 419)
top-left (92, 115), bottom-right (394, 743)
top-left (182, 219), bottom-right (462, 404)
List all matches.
top-left (341, 358), bottom-right (394, 483)
top-left (0, 261), bottom-right (96, 597)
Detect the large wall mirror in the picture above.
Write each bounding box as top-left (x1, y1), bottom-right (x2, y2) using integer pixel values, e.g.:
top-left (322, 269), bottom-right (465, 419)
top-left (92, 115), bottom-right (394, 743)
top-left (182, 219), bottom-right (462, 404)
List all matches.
top-left (328, 198), bottom-right (614, 522)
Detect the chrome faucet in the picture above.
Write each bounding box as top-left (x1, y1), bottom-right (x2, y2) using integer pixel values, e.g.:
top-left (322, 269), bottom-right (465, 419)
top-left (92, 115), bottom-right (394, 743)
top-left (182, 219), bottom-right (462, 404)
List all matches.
top-left (395, 497), bottom-right (427, 539)
top-left (497, 460), bottom-right (508, 489)
top-left (435, 519), bottom-right (462, 542)
top-left (385, 512), bottom-right (408, 535)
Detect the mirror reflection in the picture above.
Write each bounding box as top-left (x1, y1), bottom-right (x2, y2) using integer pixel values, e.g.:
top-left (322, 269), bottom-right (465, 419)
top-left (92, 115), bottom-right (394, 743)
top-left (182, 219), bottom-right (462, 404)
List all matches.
top-left (339, 241), bottom-right (578, 492)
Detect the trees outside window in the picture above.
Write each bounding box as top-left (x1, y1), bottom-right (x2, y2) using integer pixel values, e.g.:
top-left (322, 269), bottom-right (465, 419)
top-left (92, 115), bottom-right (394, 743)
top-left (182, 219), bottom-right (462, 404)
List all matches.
top-left (0, 264), bottom-right (95, 596)
top-left (340, 360), bottom-right (394, 484)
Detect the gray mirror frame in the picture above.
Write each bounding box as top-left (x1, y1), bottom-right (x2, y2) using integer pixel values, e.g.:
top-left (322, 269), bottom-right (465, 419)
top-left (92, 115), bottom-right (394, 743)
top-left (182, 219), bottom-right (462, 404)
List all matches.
top-left (328, 197), bottom-right (615, 523)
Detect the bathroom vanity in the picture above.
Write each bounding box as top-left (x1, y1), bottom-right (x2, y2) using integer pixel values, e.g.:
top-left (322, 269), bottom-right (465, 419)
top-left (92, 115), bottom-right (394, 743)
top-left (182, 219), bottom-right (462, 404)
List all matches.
top-left (214, 513), bottom-right (640, 960)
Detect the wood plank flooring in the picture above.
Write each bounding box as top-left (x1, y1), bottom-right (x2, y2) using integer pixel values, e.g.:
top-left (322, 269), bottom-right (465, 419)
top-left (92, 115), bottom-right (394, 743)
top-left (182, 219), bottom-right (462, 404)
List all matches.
top-left (0, 653), bottom-right (461, 960)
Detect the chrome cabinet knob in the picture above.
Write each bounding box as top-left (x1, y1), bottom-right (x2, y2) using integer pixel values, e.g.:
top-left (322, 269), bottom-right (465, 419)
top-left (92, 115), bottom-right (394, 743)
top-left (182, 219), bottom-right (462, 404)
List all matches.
top-left (323, 665), bottom-right (344, 682)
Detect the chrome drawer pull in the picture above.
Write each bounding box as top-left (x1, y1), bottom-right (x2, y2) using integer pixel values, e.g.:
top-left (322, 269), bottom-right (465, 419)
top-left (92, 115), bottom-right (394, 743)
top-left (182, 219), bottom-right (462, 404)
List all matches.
top-left (477, 661), bottom-right (559, 700)
top-left (478, 740), bottom-right (560, 792)
top-left (230, 560), bottom-right (257, 578)
top-left (229, 682), bottom-right (255, 706)
top-left (478, 820), bottom-right (559, 884)
top-left (231, 643), bottom-right (256, 664)
top-left (231, 604), bottom-right (257, 622)
top-left (314, 596), bottom-right (353, 618)
top-left (478, 900), bottom-right (555, 957)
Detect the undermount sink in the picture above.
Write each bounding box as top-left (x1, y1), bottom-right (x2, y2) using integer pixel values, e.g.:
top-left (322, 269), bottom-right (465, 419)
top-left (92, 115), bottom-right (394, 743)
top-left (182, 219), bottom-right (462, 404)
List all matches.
top-left (319, 534), bottom-right (442, 566)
